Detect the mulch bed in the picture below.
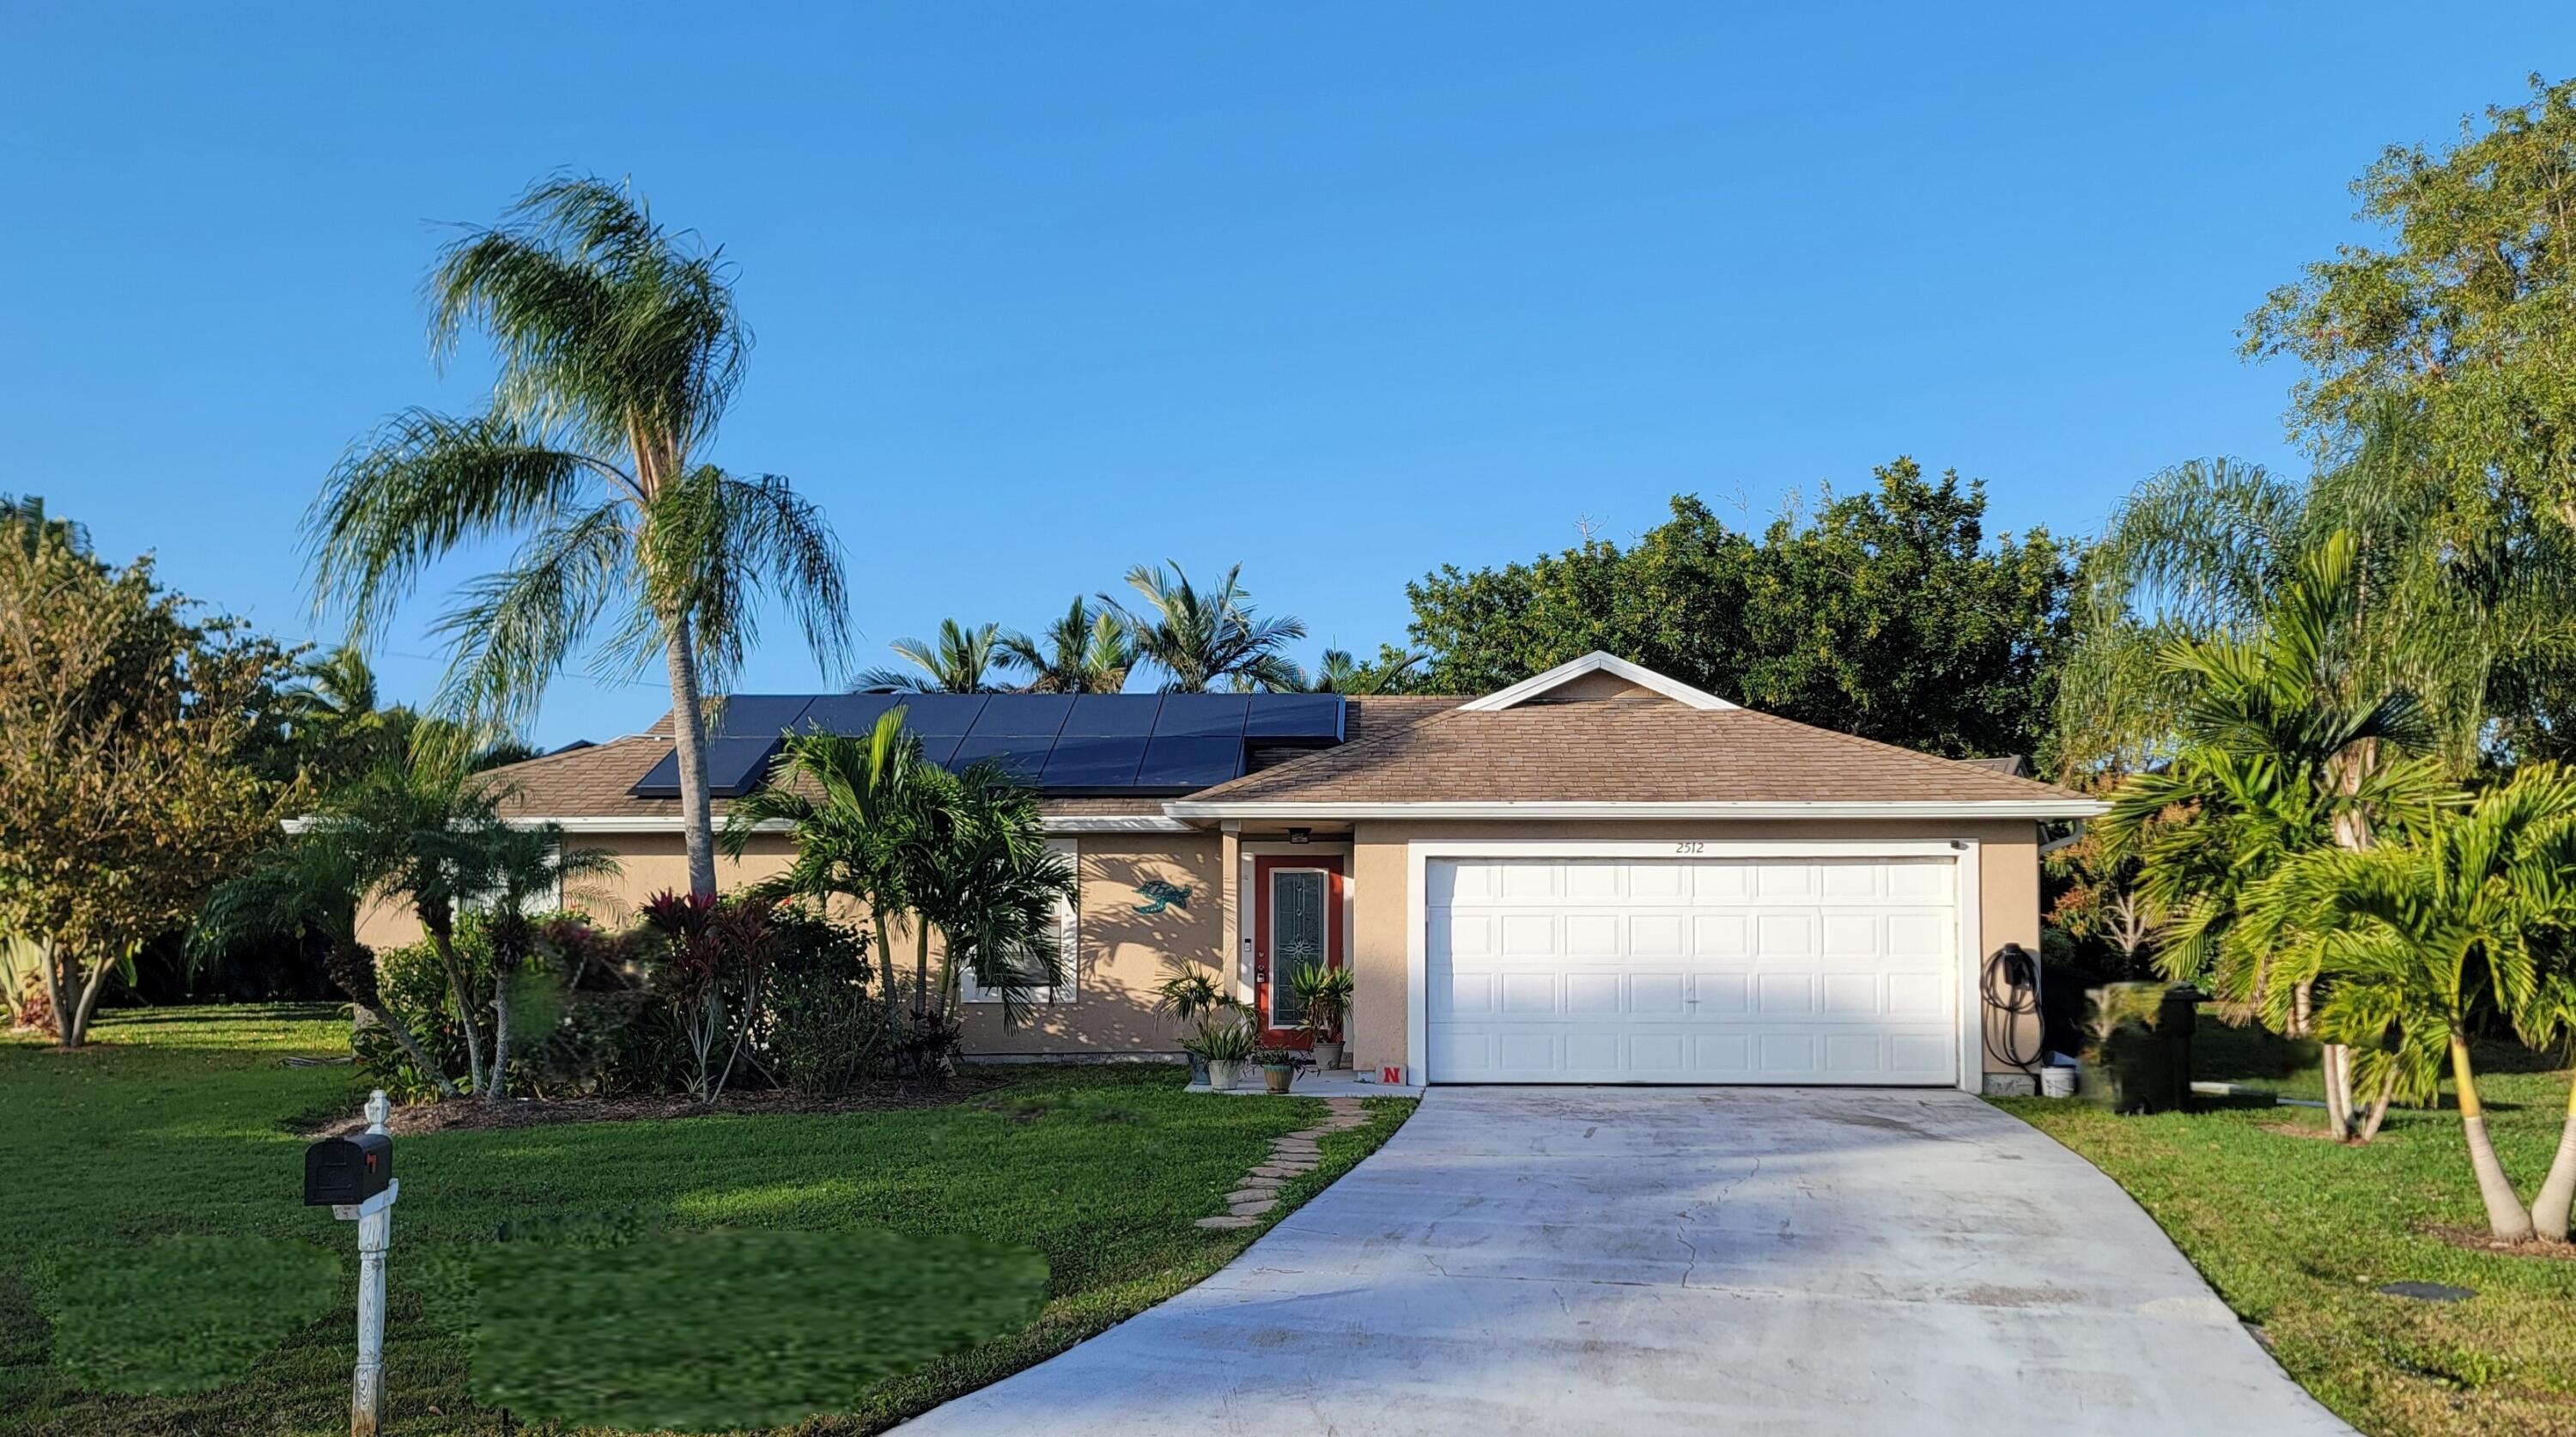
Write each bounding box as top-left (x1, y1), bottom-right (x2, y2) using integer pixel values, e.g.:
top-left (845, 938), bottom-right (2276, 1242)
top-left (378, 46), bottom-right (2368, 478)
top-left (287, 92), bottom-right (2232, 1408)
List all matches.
top-left (307, 1074), bottom-right (1009, 1138)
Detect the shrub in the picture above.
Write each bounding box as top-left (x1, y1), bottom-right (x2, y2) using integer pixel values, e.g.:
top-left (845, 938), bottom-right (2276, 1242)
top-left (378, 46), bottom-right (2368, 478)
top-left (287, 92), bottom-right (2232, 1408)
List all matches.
top-left (756, 907), bottom-right (886, 1096)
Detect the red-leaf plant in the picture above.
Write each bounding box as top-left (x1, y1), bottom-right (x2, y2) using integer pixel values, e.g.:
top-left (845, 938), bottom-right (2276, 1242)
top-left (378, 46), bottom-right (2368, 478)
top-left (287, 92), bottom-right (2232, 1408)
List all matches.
top-left (641, 890), bottom-right (781, 1103)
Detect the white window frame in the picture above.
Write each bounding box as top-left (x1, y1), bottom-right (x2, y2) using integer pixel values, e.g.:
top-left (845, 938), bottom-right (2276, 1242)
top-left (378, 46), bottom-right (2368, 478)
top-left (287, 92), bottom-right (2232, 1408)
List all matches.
top-left (962, 837), bottom-right (1079, 1005)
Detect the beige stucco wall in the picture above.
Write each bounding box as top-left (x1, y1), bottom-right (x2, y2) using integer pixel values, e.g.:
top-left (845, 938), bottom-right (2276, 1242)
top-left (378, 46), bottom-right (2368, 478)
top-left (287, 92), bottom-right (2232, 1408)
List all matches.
top-left (1347, 819), bottom-right (2046, 1082)
top-left (351, 833), bottom-right (799, 953)
top-left (958, 834), bottom-right (1219, 1056)
top-left (352, 819), bottom-right (2044, 1078)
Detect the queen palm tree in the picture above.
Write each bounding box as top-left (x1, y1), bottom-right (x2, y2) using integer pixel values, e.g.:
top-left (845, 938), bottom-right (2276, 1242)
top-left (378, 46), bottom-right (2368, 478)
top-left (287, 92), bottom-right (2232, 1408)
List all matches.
top-left (855, 619), bottom-right (1007, 693)
top-left (1107, 562), bottom-right (1305, 692)
top-left (2241, 766), bottom-right (2576, 1241)
top-left (192, 821), bottom-right (458, 1098)
top-left (722, 710), bottom-right (927, 1026)
top-left (282, 646), bottom-right (417, 786)
top-left (1291, 645), bottom-right (1425, 694)
top-left (307, 175), bottom-right (850, 898)
top-left (998, 598), bottom-right (1133, 693)
top-left (2100, 532), bottom-right (2450, 1139)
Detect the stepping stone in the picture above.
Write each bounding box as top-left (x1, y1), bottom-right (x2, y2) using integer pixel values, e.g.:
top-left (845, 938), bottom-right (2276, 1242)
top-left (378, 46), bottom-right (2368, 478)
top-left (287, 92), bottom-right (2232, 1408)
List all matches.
top-left (1224, 1187), bottom-right (1279, 1204)
top-left (1250, 1164), bottom-right (1312, 1180)
top-left (1271, 1142), bottom-right (1320, 1155)
top-left (1228, 1200), bottom-right (1275, 1217)
top-left (1195, 1215), bottom-right (1260, 1229)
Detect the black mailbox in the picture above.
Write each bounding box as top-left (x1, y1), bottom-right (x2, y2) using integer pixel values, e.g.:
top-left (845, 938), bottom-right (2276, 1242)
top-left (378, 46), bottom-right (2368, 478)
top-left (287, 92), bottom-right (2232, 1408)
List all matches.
top-left (304, 1131), bottom-right (393, 1206)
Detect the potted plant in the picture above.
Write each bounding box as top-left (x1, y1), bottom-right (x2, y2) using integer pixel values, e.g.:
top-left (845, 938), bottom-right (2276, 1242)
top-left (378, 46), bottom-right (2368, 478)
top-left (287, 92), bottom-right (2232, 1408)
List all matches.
top-left (1254, 1044), bottom-right (1302, 1094)
top-left (1190, 1011), bottom-right (1256, 1092)
top-left (1154, 959), bottom-right (1231, 1084)
top-left (1291, 965), bottom-right (1354, 1069)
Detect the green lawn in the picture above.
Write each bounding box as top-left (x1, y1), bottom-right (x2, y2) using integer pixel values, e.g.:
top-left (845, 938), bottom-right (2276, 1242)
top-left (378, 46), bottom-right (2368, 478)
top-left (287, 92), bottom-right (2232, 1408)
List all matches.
top-left (0, 1006), bottom-right (1414, 1435)
top-left (2000, 1020), bottom-right (2576, 1437)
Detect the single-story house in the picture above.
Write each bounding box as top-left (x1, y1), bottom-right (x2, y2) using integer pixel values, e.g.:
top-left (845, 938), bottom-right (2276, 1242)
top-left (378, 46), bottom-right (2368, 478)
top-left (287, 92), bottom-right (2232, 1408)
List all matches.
top-left (359, 653), bottom-right (2105, 1093)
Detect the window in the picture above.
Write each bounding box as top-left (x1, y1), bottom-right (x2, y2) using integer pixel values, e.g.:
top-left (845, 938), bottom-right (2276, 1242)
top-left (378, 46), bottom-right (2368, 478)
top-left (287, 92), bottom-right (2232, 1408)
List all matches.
top-left (962, 837), bottom-right (1078, 1005)
top-left (1267, 868), bottom-right (1328, 1027)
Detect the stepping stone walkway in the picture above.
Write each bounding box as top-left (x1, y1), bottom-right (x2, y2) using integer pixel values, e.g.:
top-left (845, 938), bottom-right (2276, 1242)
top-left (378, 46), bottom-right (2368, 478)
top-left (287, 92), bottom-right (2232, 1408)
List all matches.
top-left (1194, 1097), bottom-right (1370, 1230)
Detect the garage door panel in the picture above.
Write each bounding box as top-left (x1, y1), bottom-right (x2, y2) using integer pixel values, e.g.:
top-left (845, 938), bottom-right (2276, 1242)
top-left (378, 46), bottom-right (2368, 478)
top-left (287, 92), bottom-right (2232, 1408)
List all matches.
top-left (1427, 856), bottom-right (1957, 1086)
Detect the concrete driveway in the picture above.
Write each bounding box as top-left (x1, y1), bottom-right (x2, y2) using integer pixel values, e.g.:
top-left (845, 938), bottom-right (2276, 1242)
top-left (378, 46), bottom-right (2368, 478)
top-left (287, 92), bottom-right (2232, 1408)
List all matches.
top-left (898, 1087), bottom-right (2352, 1435)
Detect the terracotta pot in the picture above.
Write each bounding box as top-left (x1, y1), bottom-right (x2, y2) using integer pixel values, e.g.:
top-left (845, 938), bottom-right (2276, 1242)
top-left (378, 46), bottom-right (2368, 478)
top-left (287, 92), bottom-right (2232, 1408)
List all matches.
top-left (1262, 1063), bottom-right (1295, 1094)
top-left (1205, 1059), bottom-right (1242, 1092)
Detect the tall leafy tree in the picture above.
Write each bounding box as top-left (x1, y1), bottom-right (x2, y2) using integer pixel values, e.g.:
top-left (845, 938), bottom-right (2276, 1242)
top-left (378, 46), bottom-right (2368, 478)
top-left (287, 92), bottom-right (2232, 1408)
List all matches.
top-left (1108, 562), bottom-right (1306, 693)
top-left (1407, 461), bottom-right (2075, 759)
top-left (2247, 75), bottom-right (2576, 539)
top-left (857, 619), bottom-right (1009, 693)
top-left (998, 599), bottom-right (1134, 694)
top-left (0, 537), bottom-right (290, 1046)
top-left (308, 175), bottom-right (851, 898)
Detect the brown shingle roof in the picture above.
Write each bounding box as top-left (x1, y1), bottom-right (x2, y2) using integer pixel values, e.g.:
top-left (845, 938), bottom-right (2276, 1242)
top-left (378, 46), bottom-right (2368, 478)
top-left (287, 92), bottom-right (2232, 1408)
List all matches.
top-left (1172, 694), bottom-right (2093, 807)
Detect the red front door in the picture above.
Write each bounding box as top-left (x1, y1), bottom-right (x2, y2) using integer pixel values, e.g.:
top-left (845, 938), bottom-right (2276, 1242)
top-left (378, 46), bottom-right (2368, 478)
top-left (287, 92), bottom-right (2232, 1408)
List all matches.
top-left (1253, 854), bottom-right (1344, 1047)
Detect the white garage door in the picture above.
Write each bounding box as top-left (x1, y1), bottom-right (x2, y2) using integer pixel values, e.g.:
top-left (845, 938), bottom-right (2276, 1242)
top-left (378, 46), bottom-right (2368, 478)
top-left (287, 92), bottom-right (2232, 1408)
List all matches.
top-left (1426, 856), bottom-right (1959, 1085)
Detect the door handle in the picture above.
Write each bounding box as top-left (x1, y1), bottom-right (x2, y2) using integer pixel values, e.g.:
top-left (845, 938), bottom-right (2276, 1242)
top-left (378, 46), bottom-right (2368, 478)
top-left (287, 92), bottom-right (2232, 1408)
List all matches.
top-left (1686, 974), bottom-right (1698, 1006)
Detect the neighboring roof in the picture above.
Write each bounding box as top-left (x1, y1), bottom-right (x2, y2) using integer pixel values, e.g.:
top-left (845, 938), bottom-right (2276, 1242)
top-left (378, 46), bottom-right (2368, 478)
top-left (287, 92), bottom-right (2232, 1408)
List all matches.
top-left (1166, 691), bottom-right (2102, 818)
top-left (1959, 755), bottom-right (2030, 778)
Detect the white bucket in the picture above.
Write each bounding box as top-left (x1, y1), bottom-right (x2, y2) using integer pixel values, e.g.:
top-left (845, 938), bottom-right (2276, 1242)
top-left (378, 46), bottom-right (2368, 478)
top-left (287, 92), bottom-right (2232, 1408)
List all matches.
top-left (2039, 1064), bottom-right (2078, 1099)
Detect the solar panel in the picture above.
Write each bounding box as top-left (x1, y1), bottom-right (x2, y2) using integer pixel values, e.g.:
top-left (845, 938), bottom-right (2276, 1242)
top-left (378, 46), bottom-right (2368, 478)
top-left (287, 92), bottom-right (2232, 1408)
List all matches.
top-left (1037, 734), bottom-right (1150, 790)
top-left (1133, 734), bottom-right (1246, 790)
top-left (793, 693), bottom-right (902, 736)
top-left (1060, 694), bottom-right (1163, 737)
top-left (881, 693), bottom-right (988, 735)
top-left (708, 694), bottom-right (817, 739)
top-left (949, 734), bottom-right (1050, 782)
top-left (629, 735), bottom-right (785, 799)
top-left (1150, 694), bottom-right (1251, 737)
top-left (1243, 693), bottom-right (1344, 741)
top-left (966, 694), bottom-right (1075, 738)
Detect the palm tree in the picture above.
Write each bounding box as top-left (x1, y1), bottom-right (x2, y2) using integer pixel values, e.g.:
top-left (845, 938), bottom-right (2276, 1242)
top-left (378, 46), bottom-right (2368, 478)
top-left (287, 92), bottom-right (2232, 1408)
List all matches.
top-left (471, 819), bottom-right (618, 1102)
top-left (2099, 533), bottom-right (2450, 1139)
top-left (1291, 646), bottom-right (1425, 694)
top-left (331, 758), bottom-right (510, 1093)
top-left (855, 619), bottom-right (1008, 693)
top-left (1107, 562), bottom-right (1305, 692)
top-left (282, 646), bottom-right (417, 786)
top-left (722, 710), bottom-right (927, 1026)
top-left (2242, 767), bottom-right (2576, 1241)
top-left (0, 494), bottom-right (90, 558)
top-left (910, 760), bottom-right (1074, 1030)
top-left (307, 175), bottom-right (851, 898)
top-left (998, 599), bottom-right (1133, 693)
top-left (192, 825), bottom-right (458, 1099)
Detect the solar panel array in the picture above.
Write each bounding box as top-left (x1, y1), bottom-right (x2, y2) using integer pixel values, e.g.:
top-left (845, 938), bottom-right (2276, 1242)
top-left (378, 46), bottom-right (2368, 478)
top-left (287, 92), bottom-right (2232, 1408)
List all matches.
top-left (629, 691), bottom-right (1346, 799)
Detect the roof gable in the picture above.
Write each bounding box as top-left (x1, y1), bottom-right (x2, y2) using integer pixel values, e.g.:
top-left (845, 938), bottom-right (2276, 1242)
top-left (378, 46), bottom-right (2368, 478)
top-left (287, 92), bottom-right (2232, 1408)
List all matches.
top-left (1458, 652), bottom-right (1736, 712)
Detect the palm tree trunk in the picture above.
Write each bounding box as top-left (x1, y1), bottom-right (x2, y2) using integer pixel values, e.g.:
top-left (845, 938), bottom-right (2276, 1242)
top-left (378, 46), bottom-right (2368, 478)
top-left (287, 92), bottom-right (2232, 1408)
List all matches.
top-left (485, 968), bottom-right (513, 1103)
top-left (914, 922), bottom-right (932, 1023)
top-left (2322, 1044), bottom-right (2351, 1137)
top-left (2354, 1064), bottom-right (2396, 1145)
top-left (663, 627), bottom-right (719, 899)
top-left (422, 921), bottom-right (485, 1093)
top-left (2531, 1070), bottom-right (2576, 1241)
top-left (2452, 1035), bottom-right (2536, 1242)
top-left (872, 909), bottom-right (900, 1027)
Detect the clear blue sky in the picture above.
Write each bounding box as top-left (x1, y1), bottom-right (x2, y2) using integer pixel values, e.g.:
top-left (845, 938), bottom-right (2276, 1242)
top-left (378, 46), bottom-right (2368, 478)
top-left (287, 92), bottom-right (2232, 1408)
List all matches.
top-left (9, 4), bottom-right (2572, 746)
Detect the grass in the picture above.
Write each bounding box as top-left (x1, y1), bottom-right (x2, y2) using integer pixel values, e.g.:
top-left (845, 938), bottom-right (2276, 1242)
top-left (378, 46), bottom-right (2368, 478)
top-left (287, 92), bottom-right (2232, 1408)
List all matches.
top-left (1999, 1016), bottom-right (2576, 1437)
top-left (0, 1005), bottom-right (1416, 1435)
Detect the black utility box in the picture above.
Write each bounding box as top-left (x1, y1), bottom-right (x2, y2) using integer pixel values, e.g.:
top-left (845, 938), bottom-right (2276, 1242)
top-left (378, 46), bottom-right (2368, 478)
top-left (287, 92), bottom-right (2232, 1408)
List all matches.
top-left (303, 1132), bottom-right (393, 1206)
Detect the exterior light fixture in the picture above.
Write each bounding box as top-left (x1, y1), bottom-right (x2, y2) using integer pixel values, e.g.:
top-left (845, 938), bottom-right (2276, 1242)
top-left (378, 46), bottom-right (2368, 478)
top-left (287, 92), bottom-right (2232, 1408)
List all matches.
top-left (1287, 827), bottom-right (1312, 844)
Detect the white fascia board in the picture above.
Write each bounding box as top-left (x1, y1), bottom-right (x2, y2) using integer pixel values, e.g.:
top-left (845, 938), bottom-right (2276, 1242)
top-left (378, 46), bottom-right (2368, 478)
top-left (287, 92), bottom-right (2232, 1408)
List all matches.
top-left (1161, 799), bottom-right (2110, 821)
top-left (1457, 651), bottom-right (1736, 712)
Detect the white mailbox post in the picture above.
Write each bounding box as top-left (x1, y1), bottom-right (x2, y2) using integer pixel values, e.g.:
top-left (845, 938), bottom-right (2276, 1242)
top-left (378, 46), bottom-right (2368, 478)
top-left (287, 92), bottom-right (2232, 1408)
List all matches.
top-left (325, 1090), bottom-right (401, 1437)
